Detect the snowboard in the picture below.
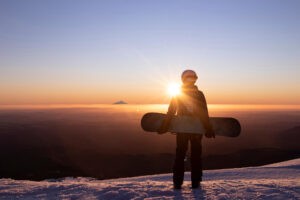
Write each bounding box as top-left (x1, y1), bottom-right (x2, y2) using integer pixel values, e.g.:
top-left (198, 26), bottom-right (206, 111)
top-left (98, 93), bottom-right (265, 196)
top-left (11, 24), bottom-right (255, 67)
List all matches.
top-left (141, 112), bottom-right (241, 137)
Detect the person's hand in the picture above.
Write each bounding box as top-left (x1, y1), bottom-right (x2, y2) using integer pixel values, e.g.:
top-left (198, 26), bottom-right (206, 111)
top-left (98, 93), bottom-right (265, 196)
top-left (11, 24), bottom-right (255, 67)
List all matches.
top-left (157, 125), bottom-right (168, 134)
top-left (205, 128), bottom-right (215, 138)
top-left (157, 118), bottom-right (170, 134)
top-left (157, 122), bottom-right (169, 134)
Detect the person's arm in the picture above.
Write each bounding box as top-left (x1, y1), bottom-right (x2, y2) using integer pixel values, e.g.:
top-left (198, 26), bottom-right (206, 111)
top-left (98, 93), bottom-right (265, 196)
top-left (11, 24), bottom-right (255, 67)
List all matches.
top-left (198, 92), bottom-right (215, 138)
top-left (157, 98), bottom-right (176, 134)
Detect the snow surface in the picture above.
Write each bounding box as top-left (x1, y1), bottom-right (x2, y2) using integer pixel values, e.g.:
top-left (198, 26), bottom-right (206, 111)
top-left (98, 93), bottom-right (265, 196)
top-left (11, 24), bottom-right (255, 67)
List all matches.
top-left (0, 159), bottom-right (299, 200)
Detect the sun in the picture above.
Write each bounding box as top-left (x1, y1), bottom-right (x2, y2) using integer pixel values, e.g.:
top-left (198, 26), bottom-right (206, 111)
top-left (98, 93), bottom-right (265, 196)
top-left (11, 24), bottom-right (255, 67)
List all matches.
top-left (167, 82), bottom-right (181, 97)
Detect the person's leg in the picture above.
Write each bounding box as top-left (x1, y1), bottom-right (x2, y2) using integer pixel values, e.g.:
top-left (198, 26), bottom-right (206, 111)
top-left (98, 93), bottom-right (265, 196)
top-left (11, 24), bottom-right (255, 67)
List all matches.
top-left (173, 133), bottom-right (189, 189)
top-left (190, 134), bottom-right (203, 188)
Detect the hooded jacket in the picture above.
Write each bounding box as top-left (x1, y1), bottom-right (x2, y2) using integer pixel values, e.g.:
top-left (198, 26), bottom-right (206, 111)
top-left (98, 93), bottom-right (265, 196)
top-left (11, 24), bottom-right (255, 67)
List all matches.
top-left (166, 85), bottom-right (212, 131)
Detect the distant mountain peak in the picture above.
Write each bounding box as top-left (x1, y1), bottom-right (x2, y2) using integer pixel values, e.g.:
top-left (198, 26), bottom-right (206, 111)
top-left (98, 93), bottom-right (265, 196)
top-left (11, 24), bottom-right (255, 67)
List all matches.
top-left (113, 100), bottom-right (127, 104)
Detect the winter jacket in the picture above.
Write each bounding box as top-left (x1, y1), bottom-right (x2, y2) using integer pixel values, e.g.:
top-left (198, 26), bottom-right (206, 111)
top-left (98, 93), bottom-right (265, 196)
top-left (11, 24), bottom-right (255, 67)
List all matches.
top-left (166, 85), bottom-right (212, 131)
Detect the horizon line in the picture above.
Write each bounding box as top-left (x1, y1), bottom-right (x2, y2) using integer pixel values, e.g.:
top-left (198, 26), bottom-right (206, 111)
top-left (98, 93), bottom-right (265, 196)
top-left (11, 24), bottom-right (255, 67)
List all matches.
top-left (0, 104), bottom-right (300, 110)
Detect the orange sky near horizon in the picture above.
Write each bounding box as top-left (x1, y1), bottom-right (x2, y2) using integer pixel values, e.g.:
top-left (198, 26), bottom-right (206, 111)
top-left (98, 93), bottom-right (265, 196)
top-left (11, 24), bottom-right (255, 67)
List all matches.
top-left (0, 80), bottom-right (299, 105)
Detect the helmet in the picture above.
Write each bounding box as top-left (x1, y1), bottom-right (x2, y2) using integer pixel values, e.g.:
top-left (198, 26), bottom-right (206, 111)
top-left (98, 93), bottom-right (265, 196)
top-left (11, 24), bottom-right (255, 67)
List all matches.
top-left (181, 70), bottom-right (198, 82)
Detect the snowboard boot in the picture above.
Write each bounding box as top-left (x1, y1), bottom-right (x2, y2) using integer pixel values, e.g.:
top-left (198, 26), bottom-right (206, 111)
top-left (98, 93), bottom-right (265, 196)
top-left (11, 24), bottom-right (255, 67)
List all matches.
top-left (173, 184), bottom-right (182, 190)
top-left (191, 177), bottom-right (202, 189)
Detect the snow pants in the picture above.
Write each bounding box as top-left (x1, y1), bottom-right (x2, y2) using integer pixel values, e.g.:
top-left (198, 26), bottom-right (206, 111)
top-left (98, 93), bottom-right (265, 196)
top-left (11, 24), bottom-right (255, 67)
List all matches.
top-left (173, 133), bottom-right (203, 186)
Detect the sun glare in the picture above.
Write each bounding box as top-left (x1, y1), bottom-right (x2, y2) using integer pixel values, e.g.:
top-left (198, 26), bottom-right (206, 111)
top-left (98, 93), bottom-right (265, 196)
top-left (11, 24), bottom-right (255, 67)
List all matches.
top-left (167, 83), bottom-right (181, 97)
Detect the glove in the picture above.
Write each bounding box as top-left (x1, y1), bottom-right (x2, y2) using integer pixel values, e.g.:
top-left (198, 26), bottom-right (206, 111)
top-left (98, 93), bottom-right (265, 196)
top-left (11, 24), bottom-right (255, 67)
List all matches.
top-left (157, 124), bottom-right (168, 134)
top-left (205, 127), bottom-right (215, 138)
top-left (157, 121), bottom-right (169, 134)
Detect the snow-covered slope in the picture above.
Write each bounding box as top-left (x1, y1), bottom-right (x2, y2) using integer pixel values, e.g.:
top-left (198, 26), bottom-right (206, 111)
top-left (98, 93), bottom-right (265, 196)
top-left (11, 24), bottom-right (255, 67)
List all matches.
top-left (0, 159), bottom-right (299, 200)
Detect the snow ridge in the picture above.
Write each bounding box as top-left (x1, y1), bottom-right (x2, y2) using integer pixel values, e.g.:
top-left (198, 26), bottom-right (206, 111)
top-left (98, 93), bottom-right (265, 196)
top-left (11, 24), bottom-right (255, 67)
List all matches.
top-left (0, 159), bottom-right (300, 199)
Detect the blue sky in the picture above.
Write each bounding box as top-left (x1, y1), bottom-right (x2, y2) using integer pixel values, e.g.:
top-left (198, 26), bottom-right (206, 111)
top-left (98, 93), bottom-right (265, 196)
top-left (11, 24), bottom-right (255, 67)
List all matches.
top-left (0, 0), bottom-right (299, 104)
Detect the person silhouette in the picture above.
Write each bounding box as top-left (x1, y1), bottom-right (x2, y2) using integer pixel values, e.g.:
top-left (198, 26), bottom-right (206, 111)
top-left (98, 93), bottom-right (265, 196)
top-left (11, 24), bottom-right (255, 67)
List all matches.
top-left (158, 69), bottom-right (215, 189)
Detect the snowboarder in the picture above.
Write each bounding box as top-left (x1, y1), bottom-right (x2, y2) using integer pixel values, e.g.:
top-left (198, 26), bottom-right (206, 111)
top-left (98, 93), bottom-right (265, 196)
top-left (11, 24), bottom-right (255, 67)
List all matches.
top-left (158, 69), bottom-right (215, 189)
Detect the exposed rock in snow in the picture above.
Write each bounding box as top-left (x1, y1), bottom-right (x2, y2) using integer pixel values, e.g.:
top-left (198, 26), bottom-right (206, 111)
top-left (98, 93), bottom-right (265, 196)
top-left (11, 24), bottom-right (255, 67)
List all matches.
top-left (0, 158), bottom-right (299, 199)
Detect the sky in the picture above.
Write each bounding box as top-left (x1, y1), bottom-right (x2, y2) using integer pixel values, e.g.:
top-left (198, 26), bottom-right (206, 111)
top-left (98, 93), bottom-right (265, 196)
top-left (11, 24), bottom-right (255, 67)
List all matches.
top-left (0, 0), bottom-right (299, 105)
